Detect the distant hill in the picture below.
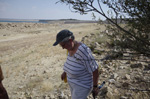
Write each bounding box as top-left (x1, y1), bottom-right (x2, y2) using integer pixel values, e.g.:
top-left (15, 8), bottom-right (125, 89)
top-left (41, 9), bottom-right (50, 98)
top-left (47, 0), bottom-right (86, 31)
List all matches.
top-left (39, 19), bottom-right (97, 24)
top-left (0, 18), bottom-right (97, 24)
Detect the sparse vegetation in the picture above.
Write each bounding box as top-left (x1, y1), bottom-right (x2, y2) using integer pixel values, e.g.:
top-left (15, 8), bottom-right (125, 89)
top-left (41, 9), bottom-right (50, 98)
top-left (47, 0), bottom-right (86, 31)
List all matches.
top-left (58, 0), bottom-right (150, 56)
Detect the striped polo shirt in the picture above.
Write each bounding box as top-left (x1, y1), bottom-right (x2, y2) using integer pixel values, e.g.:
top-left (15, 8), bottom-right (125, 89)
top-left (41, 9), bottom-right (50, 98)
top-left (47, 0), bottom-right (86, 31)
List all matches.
top-left (63, 43), bottom-right (98, 89)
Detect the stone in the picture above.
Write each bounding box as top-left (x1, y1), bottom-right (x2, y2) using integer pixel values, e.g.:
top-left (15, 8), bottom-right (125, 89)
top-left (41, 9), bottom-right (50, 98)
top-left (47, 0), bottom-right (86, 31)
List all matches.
top-left (126, 61), bottom-right (131, 64)
top-left (108, 79), bottom-right (116, 84)
top-left (125, 74), bottom-right (130, 80)
top-left (125, 93), bottom-right (132, 97)
top-left (144, 64), bottom-right (150, 71)
top-left (130, 63), bottom-right (143, 68)
top-left (114, 82), bottom-right (121, 88)
top-left (106, 91), bottom-right (114, 99)
top-left (45, 95), bottom-right (50, 99)
top-left (122, 82), bottom-right (129, 88)
top-left (50, 94), bottom-right (55, 99)
top-left (95, 42), bottom-right (100, 47)
top-left (114, 89), bottom-right (119, 94)
top-left (110, 73), bottom-right (118, 79)
top-left (120, 96), bottom-right (128, 99)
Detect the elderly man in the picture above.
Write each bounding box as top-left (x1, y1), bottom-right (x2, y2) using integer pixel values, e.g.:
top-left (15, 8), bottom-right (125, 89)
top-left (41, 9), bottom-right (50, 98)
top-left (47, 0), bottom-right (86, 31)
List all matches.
top-left (53, 29), bottom-right (99, 99)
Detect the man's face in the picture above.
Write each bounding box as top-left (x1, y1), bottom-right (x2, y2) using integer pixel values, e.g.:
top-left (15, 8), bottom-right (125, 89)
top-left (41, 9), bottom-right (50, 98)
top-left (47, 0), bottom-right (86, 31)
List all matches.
top-left (59, 39), bottom-right (72, 50)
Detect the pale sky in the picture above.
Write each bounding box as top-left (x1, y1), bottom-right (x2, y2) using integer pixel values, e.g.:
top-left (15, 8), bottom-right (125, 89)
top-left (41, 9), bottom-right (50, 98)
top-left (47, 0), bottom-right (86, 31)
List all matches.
top-left (0, 0), bottom-right (108, 20)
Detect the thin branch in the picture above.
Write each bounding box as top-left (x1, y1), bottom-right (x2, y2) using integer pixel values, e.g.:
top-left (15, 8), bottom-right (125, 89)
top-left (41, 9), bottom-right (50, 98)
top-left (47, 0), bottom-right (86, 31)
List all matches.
top-left (97, 0), bottom-right (105, 15)
top-left (89, 0), bottom-right (94, 4)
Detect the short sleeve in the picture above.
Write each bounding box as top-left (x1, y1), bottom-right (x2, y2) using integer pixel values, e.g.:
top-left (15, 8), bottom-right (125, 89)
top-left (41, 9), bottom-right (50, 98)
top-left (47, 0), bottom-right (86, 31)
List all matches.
top-left (76, 44), bottom-right (98, 73)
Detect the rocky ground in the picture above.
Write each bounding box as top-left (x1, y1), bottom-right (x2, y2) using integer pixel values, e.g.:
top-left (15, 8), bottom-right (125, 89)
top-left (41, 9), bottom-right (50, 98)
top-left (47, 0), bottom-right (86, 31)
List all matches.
top-left (0, 22), bottom-right (150, 99)
top-left (83, 32), bottom-right (150, 99)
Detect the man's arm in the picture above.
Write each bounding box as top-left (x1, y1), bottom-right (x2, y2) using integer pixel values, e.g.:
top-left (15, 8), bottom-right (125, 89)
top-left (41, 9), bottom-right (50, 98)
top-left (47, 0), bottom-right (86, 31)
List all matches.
top-left (93, 69), bottom-right (99, 87)
top-left (0, 66), bottom-right (4, 82)
top-left (92, 69), bottom-right (99, 97)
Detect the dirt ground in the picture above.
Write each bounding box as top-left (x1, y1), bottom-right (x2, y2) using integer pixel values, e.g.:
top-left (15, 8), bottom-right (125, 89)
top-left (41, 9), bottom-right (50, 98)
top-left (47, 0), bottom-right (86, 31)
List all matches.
top-left (0, 22), bottom-right (100, 98)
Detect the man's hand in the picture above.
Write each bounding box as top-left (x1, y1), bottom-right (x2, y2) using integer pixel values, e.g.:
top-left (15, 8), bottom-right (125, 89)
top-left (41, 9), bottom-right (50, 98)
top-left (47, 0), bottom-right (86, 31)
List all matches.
top-left (61, 72), bottom-right (66, 81)
top-left (92, 87), bottom-right (99, 98)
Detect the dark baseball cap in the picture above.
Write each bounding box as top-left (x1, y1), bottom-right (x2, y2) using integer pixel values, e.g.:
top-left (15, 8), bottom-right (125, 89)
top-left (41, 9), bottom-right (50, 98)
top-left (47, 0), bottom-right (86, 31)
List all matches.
top-left (53, 29), bottom-right (73, 46)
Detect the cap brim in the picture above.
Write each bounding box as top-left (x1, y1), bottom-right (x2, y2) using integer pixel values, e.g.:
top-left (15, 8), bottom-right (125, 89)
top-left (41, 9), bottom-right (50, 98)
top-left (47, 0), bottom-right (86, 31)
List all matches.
top-left (53, 41), bottom-right (59, 46)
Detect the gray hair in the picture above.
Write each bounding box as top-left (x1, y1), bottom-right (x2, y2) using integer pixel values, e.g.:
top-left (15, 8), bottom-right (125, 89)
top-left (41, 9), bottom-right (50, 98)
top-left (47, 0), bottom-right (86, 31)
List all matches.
top-left (61, 35), bottom-right (75, 43)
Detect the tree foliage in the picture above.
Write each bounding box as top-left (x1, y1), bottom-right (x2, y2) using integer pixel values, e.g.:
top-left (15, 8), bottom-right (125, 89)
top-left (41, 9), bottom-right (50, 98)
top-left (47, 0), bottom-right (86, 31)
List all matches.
top-left (57, 0), bottom-right (150, 56)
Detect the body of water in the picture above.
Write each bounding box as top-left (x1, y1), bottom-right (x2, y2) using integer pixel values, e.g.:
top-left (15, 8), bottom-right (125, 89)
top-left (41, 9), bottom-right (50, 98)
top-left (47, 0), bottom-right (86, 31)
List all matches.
top-left (0, 20), bottom-right (47, 23)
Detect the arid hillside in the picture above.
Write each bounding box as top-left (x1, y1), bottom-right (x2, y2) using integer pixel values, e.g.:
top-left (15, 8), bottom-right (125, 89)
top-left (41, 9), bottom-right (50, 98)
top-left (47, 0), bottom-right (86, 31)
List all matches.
top-left (0, 22), bottom-right (149, 99)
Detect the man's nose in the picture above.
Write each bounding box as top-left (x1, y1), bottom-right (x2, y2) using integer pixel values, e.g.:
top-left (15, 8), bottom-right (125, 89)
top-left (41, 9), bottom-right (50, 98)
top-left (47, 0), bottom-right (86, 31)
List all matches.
top-left (62, 46), bottom-right (65, 49)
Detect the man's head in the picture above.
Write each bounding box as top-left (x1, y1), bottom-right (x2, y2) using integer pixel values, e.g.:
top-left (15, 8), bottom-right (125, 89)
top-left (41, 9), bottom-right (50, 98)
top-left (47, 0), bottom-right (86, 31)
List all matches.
top-left (53, 29), bottom-right (74, 46)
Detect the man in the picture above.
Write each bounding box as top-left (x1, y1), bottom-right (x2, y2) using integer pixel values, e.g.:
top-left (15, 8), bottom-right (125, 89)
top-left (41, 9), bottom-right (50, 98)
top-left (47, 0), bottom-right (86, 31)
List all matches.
top-left (0, 65), bottom-right (9, 99)
top-left (53, 29), bottom-right (99, 99)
